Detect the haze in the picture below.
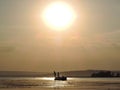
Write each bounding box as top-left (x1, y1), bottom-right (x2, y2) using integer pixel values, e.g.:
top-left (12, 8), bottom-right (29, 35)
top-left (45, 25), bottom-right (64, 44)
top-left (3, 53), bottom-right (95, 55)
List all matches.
top-left (0, 0), bottom-right (120, 72)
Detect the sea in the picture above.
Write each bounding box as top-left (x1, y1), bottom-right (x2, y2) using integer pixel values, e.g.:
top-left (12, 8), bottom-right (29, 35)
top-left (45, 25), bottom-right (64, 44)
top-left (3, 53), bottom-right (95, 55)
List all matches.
top-left (0, 77), bottom-right (120, 90)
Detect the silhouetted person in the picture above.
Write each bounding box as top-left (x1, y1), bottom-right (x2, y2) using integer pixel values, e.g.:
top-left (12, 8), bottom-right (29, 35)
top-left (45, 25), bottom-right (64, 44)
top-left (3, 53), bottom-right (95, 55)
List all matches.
top-left (57, 72), bottom-right (60, 77)
top-left (54, 71), bottom-right (56, 77)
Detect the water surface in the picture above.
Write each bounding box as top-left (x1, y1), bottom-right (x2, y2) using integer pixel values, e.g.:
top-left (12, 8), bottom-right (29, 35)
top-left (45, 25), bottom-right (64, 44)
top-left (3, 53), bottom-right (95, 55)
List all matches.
top-left (0, 77), bottom-right (120, 90)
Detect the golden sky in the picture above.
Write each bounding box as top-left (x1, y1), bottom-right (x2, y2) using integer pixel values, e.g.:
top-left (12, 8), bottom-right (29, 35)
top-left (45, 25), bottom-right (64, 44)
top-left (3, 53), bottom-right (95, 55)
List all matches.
top-left (0, 0), bottom-right (120, 72)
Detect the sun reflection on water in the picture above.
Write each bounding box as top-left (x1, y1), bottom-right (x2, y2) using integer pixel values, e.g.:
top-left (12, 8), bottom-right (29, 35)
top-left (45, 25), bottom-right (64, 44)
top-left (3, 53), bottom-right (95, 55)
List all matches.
top-left (51, 80), bottom-right (68, 88)
top-left (42, 77), bottom-right (54, 80)
top-left (36, 77), bottom-right (69, 88)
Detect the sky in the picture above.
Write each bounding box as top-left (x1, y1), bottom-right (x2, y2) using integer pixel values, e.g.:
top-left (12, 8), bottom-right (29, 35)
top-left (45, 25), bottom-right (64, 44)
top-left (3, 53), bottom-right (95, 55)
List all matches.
top-left (0, 0), bottom-right (120, 72)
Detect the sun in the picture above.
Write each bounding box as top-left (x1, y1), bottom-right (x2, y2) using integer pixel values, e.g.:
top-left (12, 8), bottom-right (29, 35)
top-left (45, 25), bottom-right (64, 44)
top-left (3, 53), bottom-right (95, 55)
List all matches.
top-left (42, 2), bottom-right (76, 30)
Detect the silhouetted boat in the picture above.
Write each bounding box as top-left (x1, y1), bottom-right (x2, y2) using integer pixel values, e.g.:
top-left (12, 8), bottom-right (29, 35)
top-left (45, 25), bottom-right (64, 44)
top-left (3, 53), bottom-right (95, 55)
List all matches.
top-left (55, 76), bottom-right (67, 80)
top-left (54, 71), bottom-right (67, 81)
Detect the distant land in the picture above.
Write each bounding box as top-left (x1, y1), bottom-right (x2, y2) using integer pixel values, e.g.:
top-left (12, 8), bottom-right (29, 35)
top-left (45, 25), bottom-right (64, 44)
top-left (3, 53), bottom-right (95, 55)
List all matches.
top-left (0, 70), bottom-right (120, 77)
top-left (0, 71), bottom-right (47, 77)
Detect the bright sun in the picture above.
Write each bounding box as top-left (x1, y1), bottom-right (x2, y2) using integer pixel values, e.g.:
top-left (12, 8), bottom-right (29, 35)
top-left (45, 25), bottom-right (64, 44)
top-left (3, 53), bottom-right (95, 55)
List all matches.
top-left (42, 2), bottom-right (76, 30)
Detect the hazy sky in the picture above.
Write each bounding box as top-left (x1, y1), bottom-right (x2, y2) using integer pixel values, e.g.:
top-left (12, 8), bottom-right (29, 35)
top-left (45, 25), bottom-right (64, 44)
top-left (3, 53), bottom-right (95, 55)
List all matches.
top-left (0, 0), bottom-right (120, 72)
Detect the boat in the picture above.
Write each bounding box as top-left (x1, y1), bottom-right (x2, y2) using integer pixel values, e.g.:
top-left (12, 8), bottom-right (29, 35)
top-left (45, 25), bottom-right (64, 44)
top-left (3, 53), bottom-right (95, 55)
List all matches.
top-left (54, 76), bottom-right (67, 80)
top-left (54, 71), bottom-right (67, 81)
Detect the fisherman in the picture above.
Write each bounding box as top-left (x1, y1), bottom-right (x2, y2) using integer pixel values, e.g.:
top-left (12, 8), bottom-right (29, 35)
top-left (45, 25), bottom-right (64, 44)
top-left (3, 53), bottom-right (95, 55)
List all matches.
top-left (57, 72), bottom-right (60, 77)
top-left (54, 71), bottom-right (56, 77)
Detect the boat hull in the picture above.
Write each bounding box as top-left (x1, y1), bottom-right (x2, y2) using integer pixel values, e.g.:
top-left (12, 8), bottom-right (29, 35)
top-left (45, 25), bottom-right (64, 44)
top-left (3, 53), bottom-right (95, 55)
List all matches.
top-left (54, 77), bottom-right (67, 81)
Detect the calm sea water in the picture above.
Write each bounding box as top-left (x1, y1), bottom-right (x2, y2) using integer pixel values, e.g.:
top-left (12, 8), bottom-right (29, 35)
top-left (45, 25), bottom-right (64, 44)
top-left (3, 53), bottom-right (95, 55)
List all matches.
top-left (0, 77), bottom-right (120, 90)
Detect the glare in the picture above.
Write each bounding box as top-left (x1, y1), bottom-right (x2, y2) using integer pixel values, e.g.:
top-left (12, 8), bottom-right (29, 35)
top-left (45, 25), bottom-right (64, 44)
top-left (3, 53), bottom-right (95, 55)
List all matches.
top-left (42, 77), bottom-right (54, 80)
top-left (42, 2), bottom-right (76, 30)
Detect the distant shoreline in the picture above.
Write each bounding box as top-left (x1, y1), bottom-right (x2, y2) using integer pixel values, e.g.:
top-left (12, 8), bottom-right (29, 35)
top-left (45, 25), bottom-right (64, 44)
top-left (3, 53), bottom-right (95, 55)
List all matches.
top-left (0, 70), bottom-right (119, 78)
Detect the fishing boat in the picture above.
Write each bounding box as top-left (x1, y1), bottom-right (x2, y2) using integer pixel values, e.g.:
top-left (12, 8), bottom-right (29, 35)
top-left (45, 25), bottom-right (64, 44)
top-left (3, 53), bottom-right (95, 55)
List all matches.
top-left (54, 71), bottom-right (67, 81)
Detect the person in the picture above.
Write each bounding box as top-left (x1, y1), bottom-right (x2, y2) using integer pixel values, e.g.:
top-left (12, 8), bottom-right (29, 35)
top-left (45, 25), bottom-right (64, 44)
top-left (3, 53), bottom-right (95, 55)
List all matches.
top-left (57, 72), bottom-right (60, 77)
top-left (54, 71), bottom-right (56, 77)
